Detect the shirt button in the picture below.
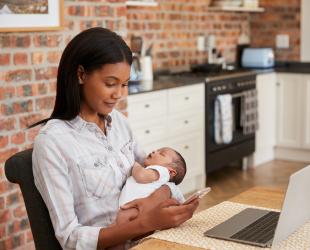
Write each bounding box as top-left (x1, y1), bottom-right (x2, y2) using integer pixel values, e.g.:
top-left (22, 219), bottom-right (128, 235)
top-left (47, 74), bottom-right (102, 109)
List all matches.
top-left (108, 146), bottom-right (113, 151)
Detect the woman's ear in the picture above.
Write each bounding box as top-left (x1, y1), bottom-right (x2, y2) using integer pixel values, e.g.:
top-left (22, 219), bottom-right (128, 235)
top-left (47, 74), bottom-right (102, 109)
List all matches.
top-left (77, 65), bottom-right (85, 84)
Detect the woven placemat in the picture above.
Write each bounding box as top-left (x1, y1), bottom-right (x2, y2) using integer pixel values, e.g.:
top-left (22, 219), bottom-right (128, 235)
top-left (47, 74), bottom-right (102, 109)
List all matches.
top-left (147, 201), bottom-right (310, 250)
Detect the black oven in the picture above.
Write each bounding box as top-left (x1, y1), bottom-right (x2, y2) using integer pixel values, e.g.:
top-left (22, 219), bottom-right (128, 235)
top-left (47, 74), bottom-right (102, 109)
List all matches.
top-left (205, 73), bottom-right (256, 173)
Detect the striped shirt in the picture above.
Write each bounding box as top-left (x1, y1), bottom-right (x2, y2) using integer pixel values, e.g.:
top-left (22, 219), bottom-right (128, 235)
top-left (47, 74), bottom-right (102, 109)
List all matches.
top-left (32, 110), bottom-right (147, 250)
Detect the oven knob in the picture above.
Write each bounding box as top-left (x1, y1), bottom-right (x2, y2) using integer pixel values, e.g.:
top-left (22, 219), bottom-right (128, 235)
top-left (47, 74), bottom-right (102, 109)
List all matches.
top-left (222, 85), bottom-right (227, 90)
top-left (212, 87), bottom-right (217, 92)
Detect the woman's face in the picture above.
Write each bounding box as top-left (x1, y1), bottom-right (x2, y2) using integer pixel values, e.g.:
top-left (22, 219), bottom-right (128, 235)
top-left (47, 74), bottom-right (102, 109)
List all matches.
top-left (80, 62), bottom-right (130, 115)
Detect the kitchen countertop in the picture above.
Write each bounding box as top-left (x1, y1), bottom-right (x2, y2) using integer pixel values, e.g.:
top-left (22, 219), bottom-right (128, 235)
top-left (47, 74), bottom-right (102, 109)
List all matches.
top-left (128, 61), bottom-right (310, 95)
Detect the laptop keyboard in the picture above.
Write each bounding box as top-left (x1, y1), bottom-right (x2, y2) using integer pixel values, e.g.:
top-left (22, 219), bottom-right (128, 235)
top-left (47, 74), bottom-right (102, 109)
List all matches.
top-left (231, 211), bottom-right (280, 244)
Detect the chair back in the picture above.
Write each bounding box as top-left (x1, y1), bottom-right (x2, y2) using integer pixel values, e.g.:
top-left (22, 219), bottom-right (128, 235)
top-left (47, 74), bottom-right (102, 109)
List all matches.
top-left (5, 149), bottom-right (62, 250)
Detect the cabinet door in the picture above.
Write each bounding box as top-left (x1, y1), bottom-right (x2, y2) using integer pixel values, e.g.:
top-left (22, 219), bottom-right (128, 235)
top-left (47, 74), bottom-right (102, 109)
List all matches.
top-left (167, 132), bottom-right (205, 194)
top-left (302, 75), bottom-right (310, 149)
top-left (276, 74), bottom-right (303, 148)
top-left (254, 73), bottom-right (277, 164)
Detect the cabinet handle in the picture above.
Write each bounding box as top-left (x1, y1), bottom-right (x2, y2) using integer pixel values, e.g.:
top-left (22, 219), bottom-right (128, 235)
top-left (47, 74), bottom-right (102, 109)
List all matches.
top-left (145, 104), bottom-right (150, 108)
top-left (145, 130), bottom-right (150, 134)
top-left (276, 82), bottom-right (280, 86)
top-left (184, 120), bottom-right (189, 124)
top-left (184, 96), bottom-right (189, 100)
top-left (184, 145), bottom-right (189, 149)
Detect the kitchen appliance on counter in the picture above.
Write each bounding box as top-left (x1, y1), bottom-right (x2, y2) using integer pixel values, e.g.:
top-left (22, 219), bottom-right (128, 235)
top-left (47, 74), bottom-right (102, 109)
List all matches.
top-left (241, 48), bottom-right (275, 68)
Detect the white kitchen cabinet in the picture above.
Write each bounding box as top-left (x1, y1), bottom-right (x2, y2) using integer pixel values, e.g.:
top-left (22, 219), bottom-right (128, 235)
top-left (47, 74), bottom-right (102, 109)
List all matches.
top-left (275, 73), bottom-right (310, 162)
top-left (301, 76), bottom-right (310, 149)
top-left (127, 83), bottom-right (205, 194)
top-left (249, 73), bottom-right (277, 166)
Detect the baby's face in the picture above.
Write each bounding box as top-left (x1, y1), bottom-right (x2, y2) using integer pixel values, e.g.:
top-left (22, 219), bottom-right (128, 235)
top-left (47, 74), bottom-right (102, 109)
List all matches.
top-left (144, 147), bottom-right (176, 167)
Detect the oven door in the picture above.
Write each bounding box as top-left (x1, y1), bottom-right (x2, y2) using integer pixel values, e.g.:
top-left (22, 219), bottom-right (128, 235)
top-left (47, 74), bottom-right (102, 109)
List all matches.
top-left (206, 91), bottom-right (255, 153)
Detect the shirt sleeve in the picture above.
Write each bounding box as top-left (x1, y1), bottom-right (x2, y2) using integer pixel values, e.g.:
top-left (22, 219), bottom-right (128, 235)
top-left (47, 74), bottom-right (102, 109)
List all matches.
top-left (146, 165), bottom-right (170, 183)
top-left (32, 133), bottom-right (101, 250)
top-left (165, 182), bottom-right (185, 203)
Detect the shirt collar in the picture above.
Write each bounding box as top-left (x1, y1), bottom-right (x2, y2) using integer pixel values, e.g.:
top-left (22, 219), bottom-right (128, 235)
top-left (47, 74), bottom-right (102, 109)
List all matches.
top-left (67, 113), bottom-right (113, 132)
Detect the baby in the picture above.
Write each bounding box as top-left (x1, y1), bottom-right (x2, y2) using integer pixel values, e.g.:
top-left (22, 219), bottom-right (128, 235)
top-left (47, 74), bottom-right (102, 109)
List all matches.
top-left (117, 147), bottom-right (187, 225)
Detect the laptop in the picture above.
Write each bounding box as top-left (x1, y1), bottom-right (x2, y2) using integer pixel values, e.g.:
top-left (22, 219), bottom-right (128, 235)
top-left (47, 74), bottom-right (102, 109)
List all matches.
top-left (204, 165), bottom-right (310, 248)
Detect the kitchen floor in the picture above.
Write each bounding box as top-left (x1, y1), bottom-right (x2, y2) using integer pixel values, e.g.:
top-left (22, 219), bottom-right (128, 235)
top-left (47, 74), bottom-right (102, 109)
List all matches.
top-left (194, 160), bottom-right (308, 213)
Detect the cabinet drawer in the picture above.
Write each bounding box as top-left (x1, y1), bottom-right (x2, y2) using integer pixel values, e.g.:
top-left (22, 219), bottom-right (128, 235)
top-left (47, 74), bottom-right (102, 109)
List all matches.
top-left (168, 84), bottom-right (204, 113)
top-left (130, 119), bottom-right (167, 146)
top-left (168, 112), bottom-right (204, 136)
top-left (168, 133), bottom-right (205, 177)
top-left (127, 90), bottom-right (167, 121)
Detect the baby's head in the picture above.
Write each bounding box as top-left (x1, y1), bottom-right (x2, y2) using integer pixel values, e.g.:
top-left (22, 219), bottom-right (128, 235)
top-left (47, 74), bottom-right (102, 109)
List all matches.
top-left (144, 147), bottom-right (186, 185)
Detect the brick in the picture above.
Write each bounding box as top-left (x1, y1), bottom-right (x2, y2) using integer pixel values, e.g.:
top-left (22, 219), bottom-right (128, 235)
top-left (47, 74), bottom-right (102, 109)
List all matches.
top-left (0, 225), bottom-right (5, 238)
top-left (1, 100), bottom-right (33, 115)
top-left (26, 230), bottom-right (33, 242)
top-left (49, 81), bottom-right (57, 93)
top-left (0, 181), bottom-right (15, 194)
top-left (0, 197), bottom-right (4, 209)
top-left (33, 35), bottom-right (63, 48)
top-left (0, 35), bottom-right (31, 48)
top-left (12, 233), bottom-right (25, 249)
top-left (116, 6), bottom-right (127, 17)
top-left (6, 191), bottom-right (22, 207)
top-left (95, 6), bottom-right (113, 17)
top-left (13, 206), bottom-right (27, 218)
top-left (47, 51), bottom-right (61, 64)
top-left (0, 118), bottom-right (16, 131)
top-left (0, 237), bottom-right (12, 250)
top-left (19, 113), bottom-right (46, 129)
top-left (34, 67), bottom-right (58, 81)
top-left (0, 136), bottom-right (9, 148)
top-left (31, 52), bottom-right (44, 65)
top-left (0, 86), bottom-right (15, 100)
top-left (11, 131), bottom-right (26, 145)
top-left (8, 220), bottom-right (20, 235)
top-left (35, 96), bottom-right (55, 111)
top-left (0, 148), bottom-right (18, 164)
top-left (0, 209), bottom-right (11, 224)
top-left (0, 54), bottom-right (10, 66)
top-left (27, 127), bottom-right (40, 143)
top-left (13, 53), bottom-right (28, 65)
top-left (4, 69), bottom-right (32, 82)
top-left (20, 218), bottom-right (29, 231)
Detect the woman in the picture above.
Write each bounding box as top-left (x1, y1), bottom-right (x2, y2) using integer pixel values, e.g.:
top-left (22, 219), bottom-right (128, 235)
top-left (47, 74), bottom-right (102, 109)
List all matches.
top-left (32, 27), bottom-right (198, 250)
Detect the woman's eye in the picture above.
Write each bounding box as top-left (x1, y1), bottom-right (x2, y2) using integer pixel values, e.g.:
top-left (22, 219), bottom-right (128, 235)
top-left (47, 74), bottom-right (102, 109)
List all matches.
top-left (122, 82), bottom-right (128, 87)
top-left (105, 82), bottom-right (116, 87)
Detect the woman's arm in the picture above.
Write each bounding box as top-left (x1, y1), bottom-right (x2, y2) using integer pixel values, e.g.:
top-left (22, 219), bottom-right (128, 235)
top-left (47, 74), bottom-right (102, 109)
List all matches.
top-left (131, 162), bottom-right (159, 183)
top-left (97, 185), bottom-right (199, 249)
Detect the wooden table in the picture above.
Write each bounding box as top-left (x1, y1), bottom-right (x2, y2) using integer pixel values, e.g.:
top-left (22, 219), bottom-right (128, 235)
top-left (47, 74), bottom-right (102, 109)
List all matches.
top-left (131, 186), bottom-right (285, 250)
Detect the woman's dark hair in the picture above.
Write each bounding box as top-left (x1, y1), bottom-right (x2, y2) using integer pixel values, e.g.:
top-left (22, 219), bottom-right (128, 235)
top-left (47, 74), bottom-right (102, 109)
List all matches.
top-left (30, 27), bottom-right (132, 128)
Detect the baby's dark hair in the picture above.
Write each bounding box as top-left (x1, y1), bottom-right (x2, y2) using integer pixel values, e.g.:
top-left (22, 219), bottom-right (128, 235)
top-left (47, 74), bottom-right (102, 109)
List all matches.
top-left (171, 150), bottom-right (187, 185)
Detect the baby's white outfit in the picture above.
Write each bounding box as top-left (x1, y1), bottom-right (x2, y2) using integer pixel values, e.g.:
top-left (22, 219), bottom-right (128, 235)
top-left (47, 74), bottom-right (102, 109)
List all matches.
top-left (119, 165), bottom-right (185, 206)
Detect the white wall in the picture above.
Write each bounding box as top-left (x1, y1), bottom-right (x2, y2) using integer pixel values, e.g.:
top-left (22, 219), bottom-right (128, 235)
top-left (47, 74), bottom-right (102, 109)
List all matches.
top-left (301, 0), bottom-right (310, 61)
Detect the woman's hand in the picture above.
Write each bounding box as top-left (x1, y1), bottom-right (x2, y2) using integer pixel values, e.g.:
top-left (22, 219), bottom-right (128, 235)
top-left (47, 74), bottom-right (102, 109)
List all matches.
top-left (121, 195), bottom-right (199, 232)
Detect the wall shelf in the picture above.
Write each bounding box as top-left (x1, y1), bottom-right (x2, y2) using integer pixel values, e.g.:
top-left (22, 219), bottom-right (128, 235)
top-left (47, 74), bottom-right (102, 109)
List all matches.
top-left (208, 6), bottom-right (264, 12)
top-left (125, 1), bottom-right (158, 7)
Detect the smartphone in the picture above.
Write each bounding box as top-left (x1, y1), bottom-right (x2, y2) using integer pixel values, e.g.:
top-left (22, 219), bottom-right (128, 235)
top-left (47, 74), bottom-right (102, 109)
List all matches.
top-left (183, 187), bottom-right (211, 205)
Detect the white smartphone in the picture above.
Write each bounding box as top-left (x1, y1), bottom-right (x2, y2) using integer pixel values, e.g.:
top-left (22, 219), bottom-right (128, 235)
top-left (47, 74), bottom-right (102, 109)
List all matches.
top-left (183, 187), bottom-right (211, 205)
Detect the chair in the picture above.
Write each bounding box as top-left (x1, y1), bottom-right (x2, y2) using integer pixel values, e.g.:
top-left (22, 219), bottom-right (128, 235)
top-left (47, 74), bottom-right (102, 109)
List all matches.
top-left (5, 149), bottom-right (62, 250)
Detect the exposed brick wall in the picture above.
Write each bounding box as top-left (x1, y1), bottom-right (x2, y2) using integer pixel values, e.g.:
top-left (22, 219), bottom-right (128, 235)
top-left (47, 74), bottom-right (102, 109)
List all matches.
top-left (0, 1), bottom-right (127, 249)
top-left (127, 0), bottom-right (250, 70)
top-left (250, 0), bottom-right (301, 61)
